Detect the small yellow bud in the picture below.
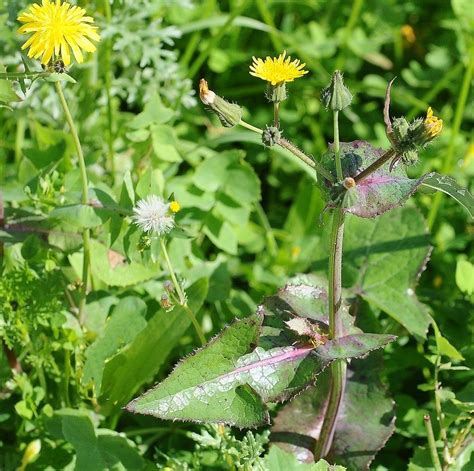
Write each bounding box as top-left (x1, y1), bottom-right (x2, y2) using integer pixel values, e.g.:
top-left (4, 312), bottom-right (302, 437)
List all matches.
top-left (19, 439), bottom-right (41, 469)
top-left (401, 25), bottom-right (416, 43)
top-left (424, 107), bottom-right (443, 139)
top-left (169, 201), bottom-right (181, 213)
top-left (343, 177), bottom-right (356, 189)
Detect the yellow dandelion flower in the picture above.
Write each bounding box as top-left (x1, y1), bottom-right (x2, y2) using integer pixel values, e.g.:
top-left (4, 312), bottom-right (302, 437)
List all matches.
top-left (249, 51), bottom-right (308, 86)
top-left (17, 0), bottom-right (100, 67)
top-left (424, 107), bottom-right (443, 139)
top-left (169, 201), bottom-right (181, 213)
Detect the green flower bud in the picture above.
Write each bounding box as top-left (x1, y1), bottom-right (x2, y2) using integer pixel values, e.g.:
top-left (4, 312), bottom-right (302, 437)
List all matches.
top-left (262, 125), bottom-right (281, 147)
top-left (265, 82), bottom-right (287, 103)
top-left (199, 79), bottom-right (242, 127)
top-left (321, 70), bottom-right (353, 111)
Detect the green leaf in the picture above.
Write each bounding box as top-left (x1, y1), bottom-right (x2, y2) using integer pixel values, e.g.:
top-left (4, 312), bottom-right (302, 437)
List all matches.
top-left (44, 72), bottom-right (76, 83)
top-left (0, 79), bottom-right (21, 103)
top-left (455, 259), bottom-right (474, 295)
top-left (126, 293), bottom-right (394, 427)
top-left (272, 353), bottom-right (395, 470)
top-left (128, 93), bottom-right (174, 129)
top-left (203, 212), bottom-right (238, 254)
top-left (99, 279), bottom-right (208, 413)
top-left (313, 207), bottom-right (432, 339)
top-left (46, 409), bottom-right (146, 471)
top-left (50, 204), bottom-right (105, 229)
top-left (263, 446), bottom-right (346, 470)
top-left (151, 124), bottom-right (182, 163)
top-left (82, 297), bottom-right (148, 392)
top-left (421, 173), bottom-right (474, 219)
top-left (432, 321), bottom-right (464, 361)
top-left (69, 240), bottom-right (160, 287)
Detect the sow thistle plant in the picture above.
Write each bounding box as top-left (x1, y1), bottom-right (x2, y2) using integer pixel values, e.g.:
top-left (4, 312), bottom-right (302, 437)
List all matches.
top-left (126, 51), bottom-right (474, 469)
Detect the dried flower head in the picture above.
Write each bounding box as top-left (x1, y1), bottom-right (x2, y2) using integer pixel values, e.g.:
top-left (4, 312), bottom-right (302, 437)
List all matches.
top-left (17, 0), bottom-right (100, 67)
top-left (249, 51), bottom-right (308, 86)
top-left (424, 107), bottom-right (443, 140)
top-left (132, 195), bottom-right (176, 236)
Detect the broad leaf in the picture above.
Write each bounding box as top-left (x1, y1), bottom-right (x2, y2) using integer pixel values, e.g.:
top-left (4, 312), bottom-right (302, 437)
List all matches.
top-left (313, 206), bottom-right (432, 339)
top-left (69, 240), bottom-right (160, 287)
top-left (421, 173), bottom-right (474, 219)
top-left (46, 409), bottom-right (146, 471)
top-left (126, 286), bottom-right (394, 426)
top-left (50, 204), bottom-right (105, 228)
top-left (320, 141), bottom-right (431, 218)
top-left (272, 353), bottom-right (395, 470)
top-left (99, 278), bottom-right (208, 413)
top-left (82, 297), bottom-right (148, 393)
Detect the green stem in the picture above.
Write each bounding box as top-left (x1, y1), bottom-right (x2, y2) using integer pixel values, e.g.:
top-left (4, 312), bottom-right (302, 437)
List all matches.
top-left (424, 414), bottom-right (443, 471)
top-left (427, 48), bottom-right (474, 229)
top-left (239, 119), bottom-right (263, 135)
top-left (314, 208), bottom-right (346, 460)
top-left (103, 0), bottom-right (115, 175)
top-left (353, 148), bottom-right (396, 183)
top-left (314, 108), bottom-right (346, 461)
top-left (254, 202), bottom-right (278, 256)
top-left (0, 72), bottom-right (49, 79)
top-left (54, 81), bottom-right (91, 324)
top-left (63, 349), bottom-right (71, 407)
top-left (159, 238), bottom-right (206, 345)
top-left (434, 356), bottom-right (451, 465)
top-left (277, 138), bottom-right (335, 182)
top-left (238, 119), bottom-right (334, 182)
top-left (333, 111), bottom-right (343, 181)
top-left (274, 102), bottom-right (280, 128)
top-left (15, 117), bottom-right (26, 167)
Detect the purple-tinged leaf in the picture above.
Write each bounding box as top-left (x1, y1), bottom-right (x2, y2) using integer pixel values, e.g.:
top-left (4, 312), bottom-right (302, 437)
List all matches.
top-left (272, 353), bottom-right (395, 469)
top-left (320, 140), bottom-right (431, 218)
top-left (126, 292), bottom-right (395, 427)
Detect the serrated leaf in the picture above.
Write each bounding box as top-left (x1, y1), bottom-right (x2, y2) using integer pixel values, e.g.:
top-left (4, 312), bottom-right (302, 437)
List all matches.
top-left (320, 141), bottom-right (431, 218)
top-left (99, 279), bottom-right (208, 413)
top-left (421, 173), bottom-right (474, 218)
top-left (272, 353), bottom-right (395, 470)
top-left (126, 297), bottom-right (394, 427)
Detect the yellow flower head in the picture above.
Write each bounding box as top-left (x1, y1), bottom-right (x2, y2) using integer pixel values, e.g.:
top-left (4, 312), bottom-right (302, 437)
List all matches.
top-left (169, 201), bottom-right (181, 213)
top-left (249, 51), bottom-right (308, 86)
top-left (424, 107), bottom-right (443, 139)
top-left (17, 0), bottom-right (100, 67)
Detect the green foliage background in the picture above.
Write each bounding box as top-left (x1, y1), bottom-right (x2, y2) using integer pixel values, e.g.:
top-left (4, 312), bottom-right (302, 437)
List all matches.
top-left (0, 0), bottom-right (473, 469)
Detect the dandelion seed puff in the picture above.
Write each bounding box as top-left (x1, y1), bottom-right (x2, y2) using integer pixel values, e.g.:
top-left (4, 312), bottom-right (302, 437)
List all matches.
top-left (132, 195), bottom-right (175, 236)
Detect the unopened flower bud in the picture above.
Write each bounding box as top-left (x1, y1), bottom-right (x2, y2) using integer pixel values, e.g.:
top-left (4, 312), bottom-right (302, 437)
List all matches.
top-left (343, 177), bottom-right (356, 189)
top-left (163, 280), bottom-right (174, 293)
top-left (160, 294), bottom-right (172, 309)
top-left (21, 439), bottom-right (41, 467)
top-left (262, 125), bottom-right (281, 147)
top-left (199, 79), bottom-right (242, 127)
top-left (321, 70), bottom-right (353, 111)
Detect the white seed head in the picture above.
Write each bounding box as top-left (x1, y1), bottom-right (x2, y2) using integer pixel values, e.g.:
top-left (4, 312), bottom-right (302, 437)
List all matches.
top-left (132, 195), bottom-right (175, 236)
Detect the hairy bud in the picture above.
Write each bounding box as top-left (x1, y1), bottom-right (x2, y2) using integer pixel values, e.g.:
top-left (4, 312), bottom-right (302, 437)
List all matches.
top-left (199, 79), bottom-right (242, 127)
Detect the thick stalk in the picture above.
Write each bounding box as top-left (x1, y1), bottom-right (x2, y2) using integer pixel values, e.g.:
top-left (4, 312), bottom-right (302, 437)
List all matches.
top-left (274, 102), bottom-right (280, 128)
top-left (314, 108), bottom-right (346, 460)
top-left (159, 238), bottom-right (206, 345)
top-left (314, 208), bottom-right (347, 460)
top-left (424, 414), bottom-right (443, 471)
top-left (434, 356), bottom-right (451, 465)
top-left (353, 148), bottom-right (396, 183)
top-left (54, 82), bottom-right (91, 324)
top-left (333, 111), bottom-right (343, 181)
